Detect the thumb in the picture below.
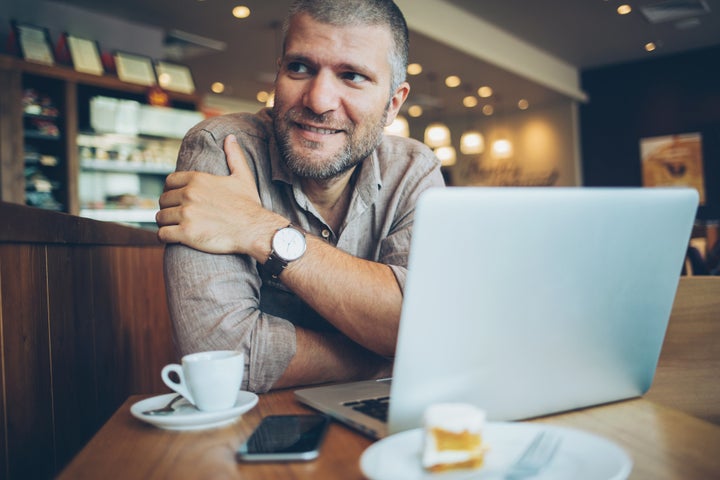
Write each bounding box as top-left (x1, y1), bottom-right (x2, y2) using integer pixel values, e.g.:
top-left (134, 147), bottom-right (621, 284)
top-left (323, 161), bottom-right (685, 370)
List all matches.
top-left (224, 134), bottom-right (252, 177)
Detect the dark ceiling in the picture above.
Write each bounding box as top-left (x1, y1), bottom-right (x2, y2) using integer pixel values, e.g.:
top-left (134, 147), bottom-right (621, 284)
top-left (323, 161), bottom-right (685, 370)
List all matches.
top-left (32, 0), bottom-right (720, 116)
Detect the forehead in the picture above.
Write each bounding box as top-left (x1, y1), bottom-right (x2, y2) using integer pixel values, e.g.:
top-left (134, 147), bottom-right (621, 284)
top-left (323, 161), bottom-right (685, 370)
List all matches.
top-left (284, 13), bottom-right (394, 75)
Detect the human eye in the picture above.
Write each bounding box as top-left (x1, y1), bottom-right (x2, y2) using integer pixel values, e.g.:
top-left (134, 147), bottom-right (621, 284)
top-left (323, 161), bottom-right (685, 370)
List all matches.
top-left (286, 61), bottom-right (311, 76)
top-left (341, 71), bottom-right (369, 85)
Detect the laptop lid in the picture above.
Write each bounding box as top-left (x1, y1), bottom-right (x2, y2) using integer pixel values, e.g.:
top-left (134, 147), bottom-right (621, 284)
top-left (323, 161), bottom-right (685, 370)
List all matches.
top-left (387, 187), bottom-right (698, 434)
top-left (295, 187), bottom-right (698, 438)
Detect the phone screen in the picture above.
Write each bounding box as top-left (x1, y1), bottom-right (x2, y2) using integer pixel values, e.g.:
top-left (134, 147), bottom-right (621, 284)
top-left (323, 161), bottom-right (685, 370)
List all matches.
top-left (237, 414), bottom-right (331, 462)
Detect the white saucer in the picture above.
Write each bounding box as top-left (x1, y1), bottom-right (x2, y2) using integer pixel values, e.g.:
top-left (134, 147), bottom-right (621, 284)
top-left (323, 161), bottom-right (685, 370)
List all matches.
top-left (131, 391), bottom-right (258, 431)
top-left (360, 422), bottom-right (632, 480)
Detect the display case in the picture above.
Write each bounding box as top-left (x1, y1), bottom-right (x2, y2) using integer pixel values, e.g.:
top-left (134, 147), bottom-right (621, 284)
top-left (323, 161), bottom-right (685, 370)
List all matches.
top-left (0, 53), bottom-right (202, 228)
top-left (76, 94), bottom-right (202, 228)
top-left (22, 74), bottom-right (67, 211)
top-left (77, 132), bottom-right (179, 225)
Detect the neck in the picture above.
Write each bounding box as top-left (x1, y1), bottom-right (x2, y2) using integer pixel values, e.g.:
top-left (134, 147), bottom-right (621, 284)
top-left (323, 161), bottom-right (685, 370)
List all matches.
top-left (301, 166), bottom-right (357, 232)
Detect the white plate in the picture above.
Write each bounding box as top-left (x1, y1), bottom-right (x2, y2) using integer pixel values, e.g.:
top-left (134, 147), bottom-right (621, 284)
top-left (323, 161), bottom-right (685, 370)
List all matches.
top-left (360, 422), bottom-right (632, 480)
top-left (131, 391), bottom-right (258, 431)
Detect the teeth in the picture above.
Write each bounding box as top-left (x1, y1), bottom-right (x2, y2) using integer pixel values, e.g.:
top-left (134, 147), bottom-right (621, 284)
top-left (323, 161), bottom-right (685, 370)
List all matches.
top-left (302, 124), bottom-right (338, 134)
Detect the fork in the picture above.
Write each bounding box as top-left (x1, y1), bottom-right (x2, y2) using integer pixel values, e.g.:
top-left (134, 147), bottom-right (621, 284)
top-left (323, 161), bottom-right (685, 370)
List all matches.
top-left (502, 430), bottom-right (562, 479)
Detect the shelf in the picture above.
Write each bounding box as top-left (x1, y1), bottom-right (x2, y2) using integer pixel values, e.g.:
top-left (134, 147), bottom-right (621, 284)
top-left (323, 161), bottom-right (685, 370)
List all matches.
top-left (80, 159), bottom-right (174, 175)
top-left (80, 208), bottom-right (158, 223)
top-left (0, 54), bottom-right (199, 106)
top-left (24, 131), bottom-right (61, 140)
top-left (24, 113), bottom-right (60, 120)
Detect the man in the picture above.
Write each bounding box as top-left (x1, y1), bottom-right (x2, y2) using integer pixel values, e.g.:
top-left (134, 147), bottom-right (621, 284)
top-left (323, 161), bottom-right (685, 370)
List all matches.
top-left (156, 0), bottom-right (444, 393)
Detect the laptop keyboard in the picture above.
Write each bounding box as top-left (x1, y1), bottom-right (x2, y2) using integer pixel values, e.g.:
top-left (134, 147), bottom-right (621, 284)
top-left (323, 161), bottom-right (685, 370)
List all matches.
top-left (343, 396), bottom-right (390, 422)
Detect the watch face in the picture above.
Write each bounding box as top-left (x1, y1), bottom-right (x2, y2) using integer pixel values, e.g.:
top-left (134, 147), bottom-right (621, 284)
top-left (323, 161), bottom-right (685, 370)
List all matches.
top-left (272, 227), bottom-right (306, 261)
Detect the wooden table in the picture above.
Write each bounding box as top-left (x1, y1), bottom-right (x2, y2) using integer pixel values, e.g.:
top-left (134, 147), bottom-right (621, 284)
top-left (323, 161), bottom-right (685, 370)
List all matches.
top-left (59, 278), bottom-right (720, 479)
top-left (57, 390), bottom-right (720, 480)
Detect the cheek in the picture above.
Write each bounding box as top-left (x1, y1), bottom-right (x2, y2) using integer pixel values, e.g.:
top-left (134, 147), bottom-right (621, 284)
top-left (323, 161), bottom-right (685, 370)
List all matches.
top-left (345, 93), bottom-right (389, 127)
top-left (273, 81), bottom-right (301, 108)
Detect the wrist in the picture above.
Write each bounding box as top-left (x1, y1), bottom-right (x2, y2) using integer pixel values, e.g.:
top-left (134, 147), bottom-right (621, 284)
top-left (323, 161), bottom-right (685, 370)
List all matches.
top-left (250, 216), bottom-right (291, 263)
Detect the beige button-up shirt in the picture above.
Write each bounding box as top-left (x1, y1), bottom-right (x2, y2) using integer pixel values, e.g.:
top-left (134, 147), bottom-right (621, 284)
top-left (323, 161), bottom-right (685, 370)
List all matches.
top-left (164, 109), bottom-right (444, 392)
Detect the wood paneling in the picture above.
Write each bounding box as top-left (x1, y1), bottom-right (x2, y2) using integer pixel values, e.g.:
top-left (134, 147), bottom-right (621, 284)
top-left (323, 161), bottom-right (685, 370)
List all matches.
top-left (47, 245), bottom-right (101, 469)
top-left (0, 202), bottom-right (176, 478)
top-left (0, 244), bottom-right (55, 480)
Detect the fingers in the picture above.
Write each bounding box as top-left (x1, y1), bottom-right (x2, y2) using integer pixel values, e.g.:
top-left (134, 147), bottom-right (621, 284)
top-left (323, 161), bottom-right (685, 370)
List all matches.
top-left (224, 134), bottom-right (253, 178)
top-left (163, 171), bottom-right (194, 191)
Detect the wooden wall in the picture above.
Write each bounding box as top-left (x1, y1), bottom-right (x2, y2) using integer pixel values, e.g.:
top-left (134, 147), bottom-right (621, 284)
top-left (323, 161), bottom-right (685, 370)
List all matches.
top-left (0, 202), bottom-right (177, 479)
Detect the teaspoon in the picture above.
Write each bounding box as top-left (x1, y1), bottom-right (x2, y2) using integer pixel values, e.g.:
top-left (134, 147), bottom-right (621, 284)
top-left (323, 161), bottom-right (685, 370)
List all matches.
top-left (142, 395), bottom-right (184, 415)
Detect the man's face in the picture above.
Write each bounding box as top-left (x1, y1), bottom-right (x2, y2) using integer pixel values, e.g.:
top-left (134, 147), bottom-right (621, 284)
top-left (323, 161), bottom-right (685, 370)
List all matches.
top-left (272, 13), bottom-right (409, 180)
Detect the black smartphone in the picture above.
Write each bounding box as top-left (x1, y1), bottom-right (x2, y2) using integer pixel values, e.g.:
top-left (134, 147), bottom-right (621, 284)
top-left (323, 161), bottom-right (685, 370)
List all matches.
top-left (236, 414), bottom-right (331, 462)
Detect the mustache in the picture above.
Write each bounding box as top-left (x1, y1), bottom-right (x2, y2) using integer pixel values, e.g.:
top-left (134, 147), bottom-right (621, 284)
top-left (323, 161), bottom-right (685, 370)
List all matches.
top-left (286, 108), bottom-right (347, 131)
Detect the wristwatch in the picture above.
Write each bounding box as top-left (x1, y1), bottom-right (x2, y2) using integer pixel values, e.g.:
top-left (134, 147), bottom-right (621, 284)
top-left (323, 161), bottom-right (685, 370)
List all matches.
top-left (265, 224), bottom-right (307, 278)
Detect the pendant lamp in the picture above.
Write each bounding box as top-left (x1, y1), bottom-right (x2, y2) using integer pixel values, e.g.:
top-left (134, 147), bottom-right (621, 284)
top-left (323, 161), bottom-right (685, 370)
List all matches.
top-left (460, 130), bottom-right (485, 154)
top-left (435, 145), bottom-right (457, 166)
top-left (424, 122), bottom-right (451, 148)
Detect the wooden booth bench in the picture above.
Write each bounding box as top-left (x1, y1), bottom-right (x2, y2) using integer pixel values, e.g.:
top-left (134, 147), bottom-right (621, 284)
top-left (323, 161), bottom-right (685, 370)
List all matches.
top-left (0, 202), bottom-right (176, 479)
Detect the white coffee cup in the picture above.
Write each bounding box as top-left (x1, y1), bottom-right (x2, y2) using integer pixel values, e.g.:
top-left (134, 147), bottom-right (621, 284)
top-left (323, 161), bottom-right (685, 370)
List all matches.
top-left (161, 350), bottom-right (244, 412)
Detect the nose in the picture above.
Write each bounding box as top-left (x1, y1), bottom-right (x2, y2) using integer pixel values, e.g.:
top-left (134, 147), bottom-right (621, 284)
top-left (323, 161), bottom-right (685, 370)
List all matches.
top-left (303, 70), bottom-right (340, 115)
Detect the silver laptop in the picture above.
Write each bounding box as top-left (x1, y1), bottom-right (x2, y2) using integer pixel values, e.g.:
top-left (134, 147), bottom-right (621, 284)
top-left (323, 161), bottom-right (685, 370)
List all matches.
top-left (295, 187), bottom-right (698, 439)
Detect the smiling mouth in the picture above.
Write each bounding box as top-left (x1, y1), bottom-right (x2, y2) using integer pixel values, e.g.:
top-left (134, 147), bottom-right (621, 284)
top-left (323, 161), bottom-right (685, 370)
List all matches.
top-left (297, 123), bottom-right (342, 135)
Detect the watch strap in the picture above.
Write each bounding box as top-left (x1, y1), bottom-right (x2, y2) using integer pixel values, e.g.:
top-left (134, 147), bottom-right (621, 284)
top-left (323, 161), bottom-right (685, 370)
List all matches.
top-left (265, 251), bottom-right (288, 279)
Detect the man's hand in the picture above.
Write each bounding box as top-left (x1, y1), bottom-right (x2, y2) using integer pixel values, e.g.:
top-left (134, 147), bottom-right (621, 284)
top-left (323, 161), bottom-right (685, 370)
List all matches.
top-left (156, 135), bottom-right (281, 255)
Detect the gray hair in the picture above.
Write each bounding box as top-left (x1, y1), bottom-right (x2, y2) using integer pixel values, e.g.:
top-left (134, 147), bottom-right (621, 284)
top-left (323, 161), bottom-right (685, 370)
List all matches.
top-left (283, 0), bottom-right (409, 93)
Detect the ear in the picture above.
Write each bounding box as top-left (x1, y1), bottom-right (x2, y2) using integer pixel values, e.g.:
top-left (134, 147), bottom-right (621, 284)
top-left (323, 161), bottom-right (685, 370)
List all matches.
top-left (384, 81), bottom-right (410, 127)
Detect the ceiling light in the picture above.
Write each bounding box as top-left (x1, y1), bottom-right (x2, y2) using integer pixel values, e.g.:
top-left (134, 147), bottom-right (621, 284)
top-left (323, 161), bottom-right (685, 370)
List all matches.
top-left (482, 104), bottom-right (494, 116)
top-left (463, 96), bottom-right (478, 108)
top-left (211, 82), bottom-right (225, 94)
top-left (384, 115), bottom-right (410, 137)
top-left (617, 4), bottom-right (632, 15)
top-left (445, 75), bottom-right (461, 88)
top-left (408, 105), bottom-right (423, 117)
top-left (424, 122), bottom-right (452, 148)
top-left (518, 99), bottom-right (529, 110)
top-left (435, 146), bottom-right (457, 166)
top-left (645, 42), bottom-right (657, 52)
top-left (256, 90), bottom-right (270, 103)
top-left (477, 86), bottom-right (493, 98)
top-left (407, 63), bottom-right (423, 75)
top-left (460, 131), bottom-right (485, 155)
top-left (491, 139), bottom-right (513, 159)
top-left (232, 6), bottom-right (251, 19)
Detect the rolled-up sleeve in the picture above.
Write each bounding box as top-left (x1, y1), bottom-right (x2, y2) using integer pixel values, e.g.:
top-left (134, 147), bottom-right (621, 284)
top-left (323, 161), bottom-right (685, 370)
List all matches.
top-left (163, 122), bottom-right (296, 393)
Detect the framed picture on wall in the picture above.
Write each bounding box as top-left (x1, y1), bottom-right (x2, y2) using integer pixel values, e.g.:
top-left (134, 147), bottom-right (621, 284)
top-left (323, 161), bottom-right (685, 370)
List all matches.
top-left (12, 21), bottom-right (55, 65)
top-left (154, 61), bottom-right (196, 94)
top-left (114, 51), bottom-right (156, 87)
top-left (66, 34), bottom-right (104, 76)
top-left (640, 132), bottom-right (706, 205)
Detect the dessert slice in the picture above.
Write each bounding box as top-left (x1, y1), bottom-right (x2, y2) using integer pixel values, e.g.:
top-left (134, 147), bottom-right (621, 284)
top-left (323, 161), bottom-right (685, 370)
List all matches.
top-left (422, 403), bottom-right (487, 472)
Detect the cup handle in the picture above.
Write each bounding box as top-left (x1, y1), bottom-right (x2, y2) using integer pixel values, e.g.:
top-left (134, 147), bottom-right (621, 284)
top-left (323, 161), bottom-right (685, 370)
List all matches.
top-left (161, 364), bottom-right (194, 404)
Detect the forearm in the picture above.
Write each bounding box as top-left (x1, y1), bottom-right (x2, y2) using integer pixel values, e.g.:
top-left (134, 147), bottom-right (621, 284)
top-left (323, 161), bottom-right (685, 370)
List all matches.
top-left (272, 327), bottom-right (393, 389)
top-left (275, 235), bottom-right (403, 357)
top-left (164, 244), bottom-right (297, 393)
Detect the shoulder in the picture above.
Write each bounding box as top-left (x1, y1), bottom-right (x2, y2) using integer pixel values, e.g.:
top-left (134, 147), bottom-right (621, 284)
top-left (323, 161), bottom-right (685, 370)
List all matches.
top-left (376, 135), bottom-right (439, 168)
top-left (374, 135), bottom-right (442, 183)
top-left (185, 108), bottom-right (273, 144)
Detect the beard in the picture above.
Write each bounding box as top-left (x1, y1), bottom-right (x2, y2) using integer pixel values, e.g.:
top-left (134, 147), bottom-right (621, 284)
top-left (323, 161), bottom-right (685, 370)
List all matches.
top-left (272, 100), bottom-right (389, 180)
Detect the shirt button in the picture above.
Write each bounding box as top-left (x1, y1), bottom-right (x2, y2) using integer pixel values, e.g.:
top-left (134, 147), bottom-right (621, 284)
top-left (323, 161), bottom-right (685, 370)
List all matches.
top-left (321, 229), bottom-right (331, 239)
